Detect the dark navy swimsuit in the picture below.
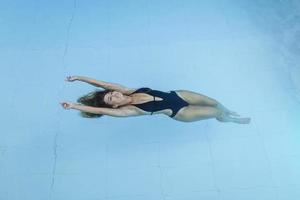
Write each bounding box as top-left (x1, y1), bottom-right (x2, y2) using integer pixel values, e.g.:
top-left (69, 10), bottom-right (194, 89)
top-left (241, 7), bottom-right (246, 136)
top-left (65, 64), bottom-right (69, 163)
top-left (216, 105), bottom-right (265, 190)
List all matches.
top-left (131, 87), bottom-right (189, 118)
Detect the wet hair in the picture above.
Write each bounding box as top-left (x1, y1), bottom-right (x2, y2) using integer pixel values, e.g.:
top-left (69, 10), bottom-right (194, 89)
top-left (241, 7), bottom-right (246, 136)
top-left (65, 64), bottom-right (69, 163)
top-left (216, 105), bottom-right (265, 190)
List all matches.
top-left (76, 89), bottom-right (113, 118)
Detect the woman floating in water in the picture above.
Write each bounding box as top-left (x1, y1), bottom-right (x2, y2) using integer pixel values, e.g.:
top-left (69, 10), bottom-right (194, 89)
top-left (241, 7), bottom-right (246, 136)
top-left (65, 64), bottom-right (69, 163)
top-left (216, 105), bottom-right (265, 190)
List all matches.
top-left (60, 76), bottom-right (251, 124)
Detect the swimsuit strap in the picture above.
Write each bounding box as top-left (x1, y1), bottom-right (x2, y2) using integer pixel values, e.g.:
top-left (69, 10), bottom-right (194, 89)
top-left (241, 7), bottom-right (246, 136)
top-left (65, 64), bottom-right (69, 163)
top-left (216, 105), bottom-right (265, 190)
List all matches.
top-left (151, 96), bottom-right (155, 115)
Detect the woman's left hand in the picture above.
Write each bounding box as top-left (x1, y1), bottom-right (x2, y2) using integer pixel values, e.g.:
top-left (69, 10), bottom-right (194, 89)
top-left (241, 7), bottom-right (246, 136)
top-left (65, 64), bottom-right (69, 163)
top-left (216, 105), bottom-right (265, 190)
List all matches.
top-left (60, 102), bottom-right (74, 109)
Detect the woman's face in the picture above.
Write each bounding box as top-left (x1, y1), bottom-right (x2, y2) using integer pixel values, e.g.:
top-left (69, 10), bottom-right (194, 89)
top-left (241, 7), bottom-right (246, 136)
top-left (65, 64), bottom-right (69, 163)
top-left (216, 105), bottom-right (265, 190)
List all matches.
top-left (104, 91), bottom-right (124, 105)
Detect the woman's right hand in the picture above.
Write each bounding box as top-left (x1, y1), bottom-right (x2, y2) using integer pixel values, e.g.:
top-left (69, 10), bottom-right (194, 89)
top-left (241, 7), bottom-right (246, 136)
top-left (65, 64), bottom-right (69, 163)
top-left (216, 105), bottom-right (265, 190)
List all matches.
top-left (65, 76), bottom-right (78, 82)
top-left (60, 102), bottom-right (74, 109)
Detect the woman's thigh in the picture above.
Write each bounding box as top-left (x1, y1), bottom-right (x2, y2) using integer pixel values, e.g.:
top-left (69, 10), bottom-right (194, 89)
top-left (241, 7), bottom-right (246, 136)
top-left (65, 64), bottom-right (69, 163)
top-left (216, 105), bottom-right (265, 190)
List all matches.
top-left (174, 90), bottom-right (218, 106)
top-left (173, 105), bottom-right (222, 122)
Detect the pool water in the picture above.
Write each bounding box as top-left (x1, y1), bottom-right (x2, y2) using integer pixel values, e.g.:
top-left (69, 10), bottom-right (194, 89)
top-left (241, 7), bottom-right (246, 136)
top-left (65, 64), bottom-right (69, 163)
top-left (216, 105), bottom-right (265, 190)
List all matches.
top-left (0, 0), bottom-right (299, 199)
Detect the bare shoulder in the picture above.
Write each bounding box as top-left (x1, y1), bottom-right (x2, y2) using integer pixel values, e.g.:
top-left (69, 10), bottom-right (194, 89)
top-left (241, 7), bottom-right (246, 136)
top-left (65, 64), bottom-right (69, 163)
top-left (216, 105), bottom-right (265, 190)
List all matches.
top-left (123, 88), bottom-right (137, 95)
top-left (117, 87), bottom-right (137, 95)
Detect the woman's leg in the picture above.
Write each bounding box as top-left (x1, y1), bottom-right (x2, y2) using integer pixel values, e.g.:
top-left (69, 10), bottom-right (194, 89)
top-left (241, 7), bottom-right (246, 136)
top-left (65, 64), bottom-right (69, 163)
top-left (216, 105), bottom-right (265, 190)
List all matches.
top-left (173, 105), bottom-right (250, 124)
top-left (175, 90), bottom-right (240, 116)
top-left (175, 90), bottom-right (219, 106)
top-left (173, 105), bottom-right (223, 122)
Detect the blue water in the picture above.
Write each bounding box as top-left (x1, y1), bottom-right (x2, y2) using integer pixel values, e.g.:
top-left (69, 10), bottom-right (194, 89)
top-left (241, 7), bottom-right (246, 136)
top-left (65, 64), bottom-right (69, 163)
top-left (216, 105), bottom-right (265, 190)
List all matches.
top-left (1, 0), bottom-right (300, 199)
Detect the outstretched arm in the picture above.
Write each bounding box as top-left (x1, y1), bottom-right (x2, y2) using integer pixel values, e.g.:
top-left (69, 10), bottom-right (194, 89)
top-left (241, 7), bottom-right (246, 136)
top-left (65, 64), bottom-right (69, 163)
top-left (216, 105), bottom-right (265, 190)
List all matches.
top-left (68, 76), bottom-right (135, 94)
top-left (61, 102), bottom-right (140, 117)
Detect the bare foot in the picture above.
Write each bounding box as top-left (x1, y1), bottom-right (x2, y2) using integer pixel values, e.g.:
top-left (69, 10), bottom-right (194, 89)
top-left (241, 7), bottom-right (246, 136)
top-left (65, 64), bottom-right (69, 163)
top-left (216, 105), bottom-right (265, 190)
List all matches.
top-left (216, 114), bottom-right (251, 124)
top-left (227, 110), bottom-right (241, 117)
top-left (232, 117), bottom-right (251, 124)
